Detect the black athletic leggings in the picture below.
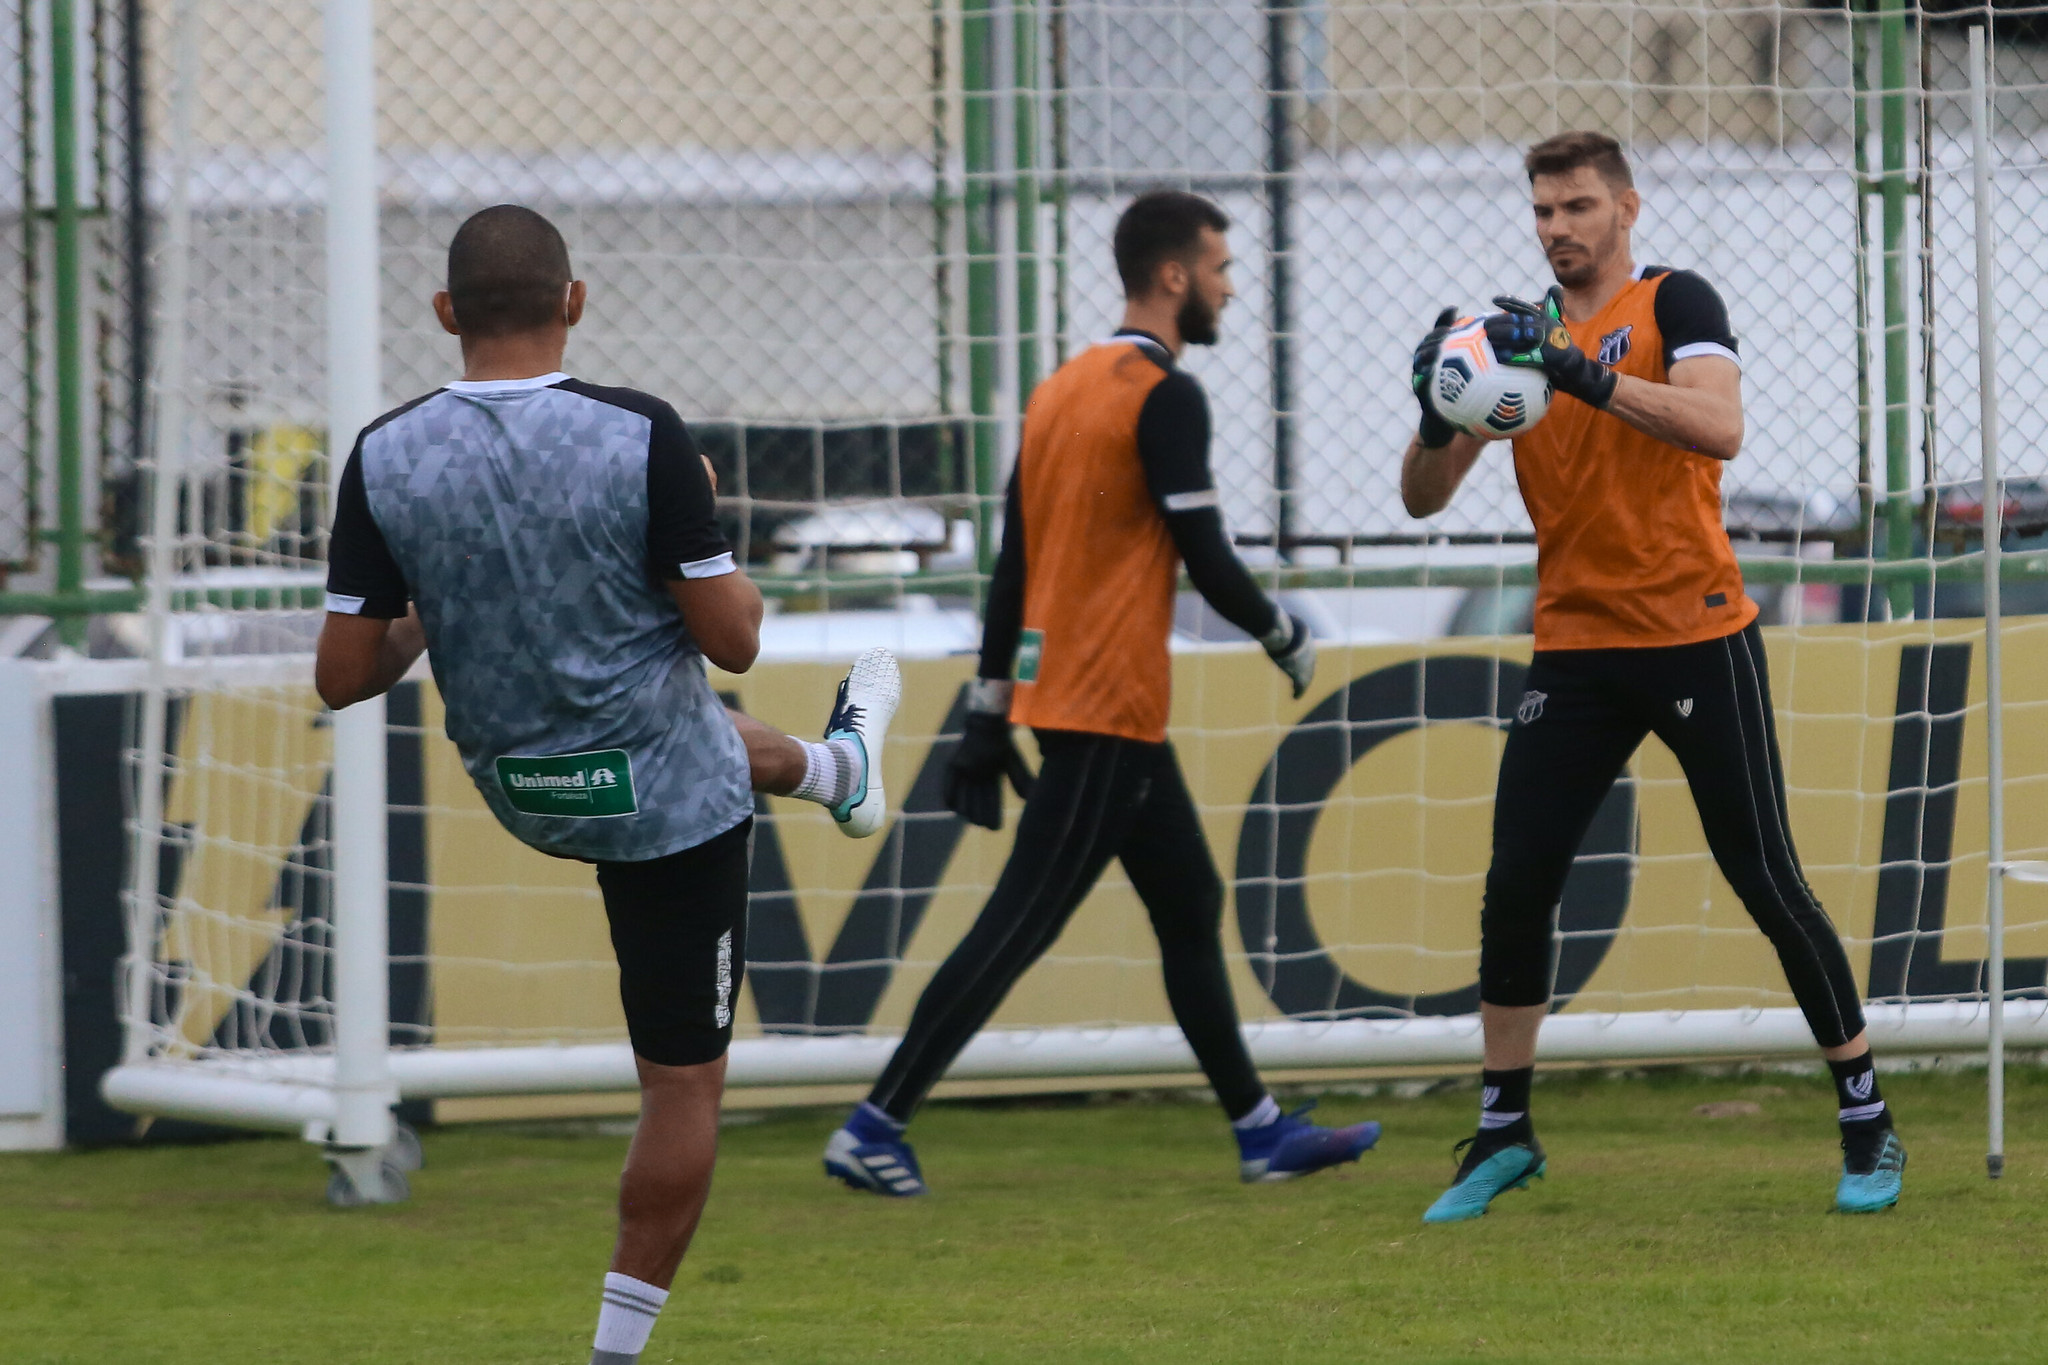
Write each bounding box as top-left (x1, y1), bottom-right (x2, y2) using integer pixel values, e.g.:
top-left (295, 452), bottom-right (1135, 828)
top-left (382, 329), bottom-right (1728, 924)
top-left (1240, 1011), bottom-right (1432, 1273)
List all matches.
top-left (1483, 621), bottom-right (1866, 1049)
top-left (868, 730), bottom-right (1266, 1122)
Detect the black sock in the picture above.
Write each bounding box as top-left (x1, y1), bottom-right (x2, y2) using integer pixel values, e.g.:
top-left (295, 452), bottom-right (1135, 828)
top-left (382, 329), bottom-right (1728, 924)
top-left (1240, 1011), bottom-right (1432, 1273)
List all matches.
top-left (1828, 1053), bottom-right (1890, 1132)
top-left (1479, 1067), bottom-right (1534, 1136)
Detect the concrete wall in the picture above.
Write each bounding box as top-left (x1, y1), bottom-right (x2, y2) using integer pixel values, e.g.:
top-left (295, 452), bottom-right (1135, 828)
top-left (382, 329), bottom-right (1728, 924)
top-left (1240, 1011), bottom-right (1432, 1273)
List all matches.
top-left (0, 660), bottom-right (95, 1151)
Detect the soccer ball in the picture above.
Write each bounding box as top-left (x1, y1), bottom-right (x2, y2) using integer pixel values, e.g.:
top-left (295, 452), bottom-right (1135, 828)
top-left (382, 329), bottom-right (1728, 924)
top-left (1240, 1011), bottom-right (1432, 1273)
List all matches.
top-left (1429, 314), bottom-right (1552, 439)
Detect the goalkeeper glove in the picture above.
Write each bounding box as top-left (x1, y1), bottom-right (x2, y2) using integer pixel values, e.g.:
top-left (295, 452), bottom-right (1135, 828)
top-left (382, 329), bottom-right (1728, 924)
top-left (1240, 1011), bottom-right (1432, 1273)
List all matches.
top-left (1261, 612), bottom-right (1317, 700)
top-left (1409, 306), bottom-right (1460, 449)
top-left (1488, 288), bottom-right (1617, 410)
top-left (944, 678), bottom-right (1036, 831)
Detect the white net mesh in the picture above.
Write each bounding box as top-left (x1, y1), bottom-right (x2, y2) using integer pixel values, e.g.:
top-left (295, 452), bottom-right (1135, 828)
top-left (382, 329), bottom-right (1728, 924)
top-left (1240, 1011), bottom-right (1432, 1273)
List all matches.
top-left (117, 0), bottom-right (2048, 1108)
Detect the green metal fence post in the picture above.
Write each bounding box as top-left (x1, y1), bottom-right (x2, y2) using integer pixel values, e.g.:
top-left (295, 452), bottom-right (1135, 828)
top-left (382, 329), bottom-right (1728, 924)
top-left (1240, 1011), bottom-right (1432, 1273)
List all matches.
top-left (19, 0), bottom-right (45, 585)
top-left (1878, 0), bottom-right (1915, 620)
top-left (1012, 0), bottom-right (1041, 405)
top-left (930, 0), bottom-right (953, 425)
top-left (49, 0), bottom-right (89, 645)
top-left (1047, 0), bottom-right (1069, 367)
top-left (1264, 1), bottom-right (1298, 558)
top-left (962, 0), bottom-right (999, 579)
top-left (1850, 0), bottom-right (1874, 560)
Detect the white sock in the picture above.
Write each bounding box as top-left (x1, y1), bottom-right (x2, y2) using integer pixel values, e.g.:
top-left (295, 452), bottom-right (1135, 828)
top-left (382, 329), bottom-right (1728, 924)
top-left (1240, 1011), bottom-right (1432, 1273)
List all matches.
top-left (592, 1272), bottom-right (668, 1360)
top-left (853, 1100), bottom-right (905, 1135)
top-left (1232, 1095), bottom-right (1281, 1130)
top-left (789, 737), bottom-right (863, 807)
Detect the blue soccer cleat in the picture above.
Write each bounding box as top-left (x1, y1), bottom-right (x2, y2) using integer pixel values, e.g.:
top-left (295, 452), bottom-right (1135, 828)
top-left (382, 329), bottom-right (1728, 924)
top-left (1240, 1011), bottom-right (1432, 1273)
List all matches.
top-left (824, 648), bottom-right (901, 839)
top-left (823, 1124), bottom-right (927, 1197)
top-left (1237, 1102), bottom-right (1382, 1183)
top-left (1835, 1128), bottom-right (1905, 1214)
top-left (1422, 1132), bottom-right (1546, 1223)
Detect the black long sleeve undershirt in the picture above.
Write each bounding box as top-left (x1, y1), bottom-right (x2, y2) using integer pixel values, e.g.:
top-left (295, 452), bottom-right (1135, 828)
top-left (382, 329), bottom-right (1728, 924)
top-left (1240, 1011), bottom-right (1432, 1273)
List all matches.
top-left (974, 335), bottom-right (1281, 684)
top-left (978, 474), bottom-right (1028, 682)
top-left (1134, 361), bottom-right (1281, 643)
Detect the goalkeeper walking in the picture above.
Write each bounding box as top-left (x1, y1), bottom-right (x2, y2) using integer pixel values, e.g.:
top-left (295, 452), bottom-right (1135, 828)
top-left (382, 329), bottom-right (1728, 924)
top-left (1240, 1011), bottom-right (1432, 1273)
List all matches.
top-left (1402, 132), bottom-right (1904, 1221)
top-left (315, 205), bottom-right (899, 1365)
top-left (822, 191), bottom-right (1379, 1196)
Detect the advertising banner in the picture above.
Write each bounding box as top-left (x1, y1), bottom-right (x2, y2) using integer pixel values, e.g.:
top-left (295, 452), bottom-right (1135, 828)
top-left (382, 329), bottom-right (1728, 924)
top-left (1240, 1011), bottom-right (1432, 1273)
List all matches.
top-left (49, 620), bottom-right (2048, 1138)
top-left (414, 621), bottom-right (2048, 1045)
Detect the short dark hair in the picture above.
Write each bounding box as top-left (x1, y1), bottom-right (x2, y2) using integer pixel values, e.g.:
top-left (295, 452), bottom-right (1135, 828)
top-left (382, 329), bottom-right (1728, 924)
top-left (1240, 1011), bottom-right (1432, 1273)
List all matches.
top-left (1524, 131), bottom-right (1634, 191)
top-left (1112, 190), bottom-right (1228, 298)
top-left (445, 205), bottom-right (574, 337)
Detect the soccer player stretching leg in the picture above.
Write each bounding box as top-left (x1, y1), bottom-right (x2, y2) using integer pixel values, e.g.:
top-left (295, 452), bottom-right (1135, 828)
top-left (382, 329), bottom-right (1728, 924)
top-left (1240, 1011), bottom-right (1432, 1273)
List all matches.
top-left (822, 191), bottom-right (1380, 1196)
top-left (315, 205), bottom-right (900, 1365)
top-left (1401, 132), bottom-right (1904, 1221)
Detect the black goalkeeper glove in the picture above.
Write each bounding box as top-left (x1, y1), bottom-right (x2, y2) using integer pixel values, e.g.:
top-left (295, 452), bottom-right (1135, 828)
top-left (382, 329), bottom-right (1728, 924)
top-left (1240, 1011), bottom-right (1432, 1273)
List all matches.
top-left (1260, 611), bottom-right (1317, 700)
top-left (1409, 306), bottom-right (1461, 449)
top-left (1488, 288), bottom-right (1617, 410)
top-left (944, 680), bottom-right (1036, 831)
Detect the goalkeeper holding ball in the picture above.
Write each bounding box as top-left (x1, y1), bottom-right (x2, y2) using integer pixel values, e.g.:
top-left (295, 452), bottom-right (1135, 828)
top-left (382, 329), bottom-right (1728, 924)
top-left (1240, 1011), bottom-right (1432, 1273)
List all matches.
top-left (822, 190), bottom-right (1379, 1195)
top-left (1401, 132), bottom-right (1904, 1221)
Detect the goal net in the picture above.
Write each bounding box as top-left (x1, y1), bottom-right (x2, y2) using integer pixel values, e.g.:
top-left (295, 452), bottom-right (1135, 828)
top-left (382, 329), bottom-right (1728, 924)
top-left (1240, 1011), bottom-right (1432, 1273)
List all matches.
top-left (106, 0), bottom-right (2048, 1145)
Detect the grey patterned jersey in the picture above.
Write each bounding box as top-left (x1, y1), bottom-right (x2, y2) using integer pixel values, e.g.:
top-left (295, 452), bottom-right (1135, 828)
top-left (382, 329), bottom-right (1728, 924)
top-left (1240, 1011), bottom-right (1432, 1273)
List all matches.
top-left (325, 373), bottom-right (751, 863)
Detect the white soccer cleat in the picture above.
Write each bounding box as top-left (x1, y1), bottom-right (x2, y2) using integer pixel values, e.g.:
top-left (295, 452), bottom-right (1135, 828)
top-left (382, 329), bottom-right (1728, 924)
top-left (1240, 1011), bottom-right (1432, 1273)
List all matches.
top-left (825, 647), bottom-right (901, 839)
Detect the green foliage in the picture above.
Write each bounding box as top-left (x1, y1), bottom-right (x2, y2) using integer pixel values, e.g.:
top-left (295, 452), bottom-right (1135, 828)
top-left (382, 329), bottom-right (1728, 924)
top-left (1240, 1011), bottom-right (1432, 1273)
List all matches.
top-left (3, 1067), bottom-right (2045, 1363)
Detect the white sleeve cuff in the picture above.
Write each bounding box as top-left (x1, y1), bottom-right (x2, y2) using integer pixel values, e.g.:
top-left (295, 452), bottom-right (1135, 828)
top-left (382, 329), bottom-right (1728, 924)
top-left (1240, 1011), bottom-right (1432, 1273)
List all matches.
top-left (1259, 612), bottom-right (1295, 652)
top-left (966, 677), bottom-right (1014, 715)
top-left (1161, 488), bottom-right (1221, 513)
top-left (325, 592), bottom-right (367, 615)
top-left (678, 551), bottom-right (737, 579)
top-left (1670, 341), bottom-right (1740, 367)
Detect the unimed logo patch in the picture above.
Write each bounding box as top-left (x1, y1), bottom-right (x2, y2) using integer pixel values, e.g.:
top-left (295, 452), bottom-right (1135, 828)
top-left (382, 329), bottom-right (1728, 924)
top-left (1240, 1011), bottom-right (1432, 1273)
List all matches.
top-left (495, 749), bottom-right (638, 818)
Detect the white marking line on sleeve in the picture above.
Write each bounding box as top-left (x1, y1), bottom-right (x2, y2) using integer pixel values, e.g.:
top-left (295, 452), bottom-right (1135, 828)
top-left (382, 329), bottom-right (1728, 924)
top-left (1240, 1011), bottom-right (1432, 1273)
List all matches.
top-left (325, 592), bottom-right (367, 615)
top-left (1162, 489), bottom-right (1221, 512)
top-left (678, 551), bottom-right (737, 579)
top-left (1671, 341), bottom-right (1741, 367)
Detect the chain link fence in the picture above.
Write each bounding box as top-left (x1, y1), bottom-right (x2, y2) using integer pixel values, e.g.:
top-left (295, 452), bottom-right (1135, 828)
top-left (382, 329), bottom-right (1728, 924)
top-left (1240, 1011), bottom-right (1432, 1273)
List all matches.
top-left (108, 0), bottom-right (2048, 588)
top-left (1055, 2), bottom-right (2048, 548)
top-left (150, 0), bottom-right (955, 583)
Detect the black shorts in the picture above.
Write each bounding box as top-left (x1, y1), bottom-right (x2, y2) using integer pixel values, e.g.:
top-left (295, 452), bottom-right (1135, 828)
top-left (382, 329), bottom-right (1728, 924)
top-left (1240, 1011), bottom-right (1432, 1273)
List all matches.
top-left (594, 816), bottom-right (752, 1067)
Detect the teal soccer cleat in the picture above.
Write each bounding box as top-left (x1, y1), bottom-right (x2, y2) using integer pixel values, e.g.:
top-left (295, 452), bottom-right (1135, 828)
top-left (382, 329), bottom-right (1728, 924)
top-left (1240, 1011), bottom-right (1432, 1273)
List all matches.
top-left (1422, 1132), bottom-right (1546, 1224)
top-left (1835, 1128), bottom-right (1906, 1214)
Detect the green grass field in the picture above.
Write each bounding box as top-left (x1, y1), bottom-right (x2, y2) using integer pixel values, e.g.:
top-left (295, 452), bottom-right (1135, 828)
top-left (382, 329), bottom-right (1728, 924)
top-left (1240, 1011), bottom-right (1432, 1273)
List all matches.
top-left (4, 1066), bottom-right (2045, 1364)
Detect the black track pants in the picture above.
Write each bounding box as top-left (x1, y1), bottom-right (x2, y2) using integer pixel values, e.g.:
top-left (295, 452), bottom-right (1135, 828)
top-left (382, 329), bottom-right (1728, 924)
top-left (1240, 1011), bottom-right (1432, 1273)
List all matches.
top-left (868, 730), bottom-right (1266, 1122)
top-left (1482, 620), bottom-right (1866, 1049)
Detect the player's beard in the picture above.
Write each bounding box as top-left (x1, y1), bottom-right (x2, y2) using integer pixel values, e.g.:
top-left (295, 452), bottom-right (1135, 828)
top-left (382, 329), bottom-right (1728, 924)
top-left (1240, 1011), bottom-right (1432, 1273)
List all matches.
top-left (1548, 248), bottom-right (1596, 290)
top-left (1547, 217), bottom-right (1622, 291)
top-left (1177, 290), bottom-right (1220, 347)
